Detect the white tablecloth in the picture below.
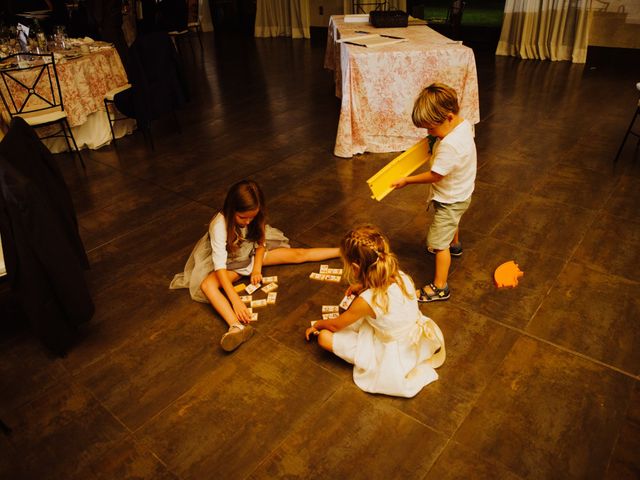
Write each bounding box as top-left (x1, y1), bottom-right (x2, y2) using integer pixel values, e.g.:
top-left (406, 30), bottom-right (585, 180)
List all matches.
top-left (325, 16), bottom-right (480, 158)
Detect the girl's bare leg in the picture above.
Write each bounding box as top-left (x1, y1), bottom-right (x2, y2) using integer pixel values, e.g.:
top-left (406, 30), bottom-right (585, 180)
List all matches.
top-left (200, 270), bottom-right (241, 327)
top-left (263, 247), bottom-right (340, 266)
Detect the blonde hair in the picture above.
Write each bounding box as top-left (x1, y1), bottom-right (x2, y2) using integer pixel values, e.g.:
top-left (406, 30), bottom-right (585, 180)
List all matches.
top-left (412, 83), bottom-right (460, 128)
top-left (340, 225), bottom-right (412, 312)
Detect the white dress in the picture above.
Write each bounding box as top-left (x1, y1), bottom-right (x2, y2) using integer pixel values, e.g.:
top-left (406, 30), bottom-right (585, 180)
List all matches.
top-left (169, 213), bottom-right (289, 303)
top-left (332, 272), bottom-right (445, 398)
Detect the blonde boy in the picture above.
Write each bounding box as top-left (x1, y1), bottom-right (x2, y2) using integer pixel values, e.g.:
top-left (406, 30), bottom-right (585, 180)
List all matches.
top-left (392, 83), bottom-right (476, 302)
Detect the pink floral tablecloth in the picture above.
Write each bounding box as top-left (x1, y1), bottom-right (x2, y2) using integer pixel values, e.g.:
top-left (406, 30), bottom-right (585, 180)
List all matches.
top-left (325, 16), bottom-right (480, 158)
top-left (0, 45), bottom-right (132, 151)
top-left (55, 46), bottom-right (128, 127)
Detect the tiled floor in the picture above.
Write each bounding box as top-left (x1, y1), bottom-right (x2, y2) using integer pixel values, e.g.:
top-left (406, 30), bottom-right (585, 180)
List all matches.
top-left (1, 31), bottom-right (639, 479)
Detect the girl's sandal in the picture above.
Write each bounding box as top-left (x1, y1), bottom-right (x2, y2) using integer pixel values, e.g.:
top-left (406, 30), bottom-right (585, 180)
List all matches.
top-left (417, 283), bottom-right (451, 303)
top-left (220, 324), bottom-right (254, 352)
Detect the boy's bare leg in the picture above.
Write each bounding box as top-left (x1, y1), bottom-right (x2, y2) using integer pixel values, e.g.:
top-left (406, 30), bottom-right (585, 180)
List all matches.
top-left (263, 247), bottom-right (340, 265)
top-left (452, 228), bottom-right (459, 245)
top-left (433, 248), bottom-right (451, 290)
top-left (200, 271), bottom-right (241, 327)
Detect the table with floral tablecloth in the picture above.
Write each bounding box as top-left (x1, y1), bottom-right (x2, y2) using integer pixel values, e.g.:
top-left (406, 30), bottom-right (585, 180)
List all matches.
top-left (325, 16), bottom-right (480, 158)
top-left (0, 41), bottom-right (134, 152)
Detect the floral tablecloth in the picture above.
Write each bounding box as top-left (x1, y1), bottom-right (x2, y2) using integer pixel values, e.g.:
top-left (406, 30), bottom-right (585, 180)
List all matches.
top-left (54, 45), bottom-right (128, 127)
top-left (0, 44), bottom-right (133, 151)
top-left (325, 16), bottom-right (480, 158)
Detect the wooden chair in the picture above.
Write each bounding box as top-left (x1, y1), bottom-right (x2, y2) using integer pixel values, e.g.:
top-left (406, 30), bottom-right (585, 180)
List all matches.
top-left (0, 53), bottom-right (85, 168)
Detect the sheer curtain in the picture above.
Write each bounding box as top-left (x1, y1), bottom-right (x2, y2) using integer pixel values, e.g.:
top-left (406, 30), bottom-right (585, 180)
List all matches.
top-left (496, 0), bottom-right (592, 63)
top-left (254, 0), bottom-right (311, 38)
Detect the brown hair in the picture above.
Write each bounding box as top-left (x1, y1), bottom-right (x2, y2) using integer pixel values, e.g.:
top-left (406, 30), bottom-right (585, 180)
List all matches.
top-left (340, 225), bottom-right (412, 312)
top-left (412, 83), bottom-right (460, 128)
top-left (221, 180), bottom-right (266, 252)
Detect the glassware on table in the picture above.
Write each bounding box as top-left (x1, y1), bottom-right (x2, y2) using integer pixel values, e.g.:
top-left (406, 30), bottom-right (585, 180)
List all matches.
top-left (53, 25), bottom-right (67, 50)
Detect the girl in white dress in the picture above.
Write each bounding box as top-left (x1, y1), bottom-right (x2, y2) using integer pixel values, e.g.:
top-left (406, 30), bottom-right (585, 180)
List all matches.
top-left (305, 225), bottom-right (445, 398)
top-left (171, 180), bottom-right (339, 352)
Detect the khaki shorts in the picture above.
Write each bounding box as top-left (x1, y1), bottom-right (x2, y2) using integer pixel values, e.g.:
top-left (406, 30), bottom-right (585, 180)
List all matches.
top-left (427, 196), bottom-right (472, 251)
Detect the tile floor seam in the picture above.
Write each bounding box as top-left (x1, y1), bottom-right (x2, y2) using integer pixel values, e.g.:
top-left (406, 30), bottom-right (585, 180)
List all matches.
top-left (449, 302), bottom-right (639, 381)
top-left (84, 154), bottom-right (225, 213)
top-left (242, 386), bottom-right (346, 479)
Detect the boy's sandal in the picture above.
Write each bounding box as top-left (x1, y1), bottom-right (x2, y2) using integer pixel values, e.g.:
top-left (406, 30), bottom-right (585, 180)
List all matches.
top-left (417, 283), bottom-right (450, 303)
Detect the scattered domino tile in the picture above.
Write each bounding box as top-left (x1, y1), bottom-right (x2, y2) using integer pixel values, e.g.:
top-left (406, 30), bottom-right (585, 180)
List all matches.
top-left (250, 312), bottom-right (258, 322)
top-left (240, 295), bottom-right (252, 304)
top-left (319, 265), bottom-right (329, 274)
top-left (245, 283), bottom-right (261, 294)
top-left (251, 299), bottom-right (267, 308)
top-left (267, 292), bottom-right (277, 304)
top-left (310, 272), bottom-right (342, 283)
top-left (322, 312), bottom-right (339, 320)
top-left (233, 283), bottom-right (246, 293)
top-left (310, 320), bottom-right (318, 326)
top-left (246, 307), bottom-right (253, 313)
top-left (262, 276), bottom-right (278, 284)
top-left (339, 294), bottom-right (356, 310)
top-left (261, 283), bottom-right (278, 293)
top-left (322, 305), bottom-right (339, 313)
top-left (326, 268), bottom-right (343, 275)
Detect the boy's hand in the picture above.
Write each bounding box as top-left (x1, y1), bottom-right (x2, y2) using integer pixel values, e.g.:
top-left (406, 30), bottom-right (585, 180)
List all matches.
top-left (391, 177), bottom-right (408, 189)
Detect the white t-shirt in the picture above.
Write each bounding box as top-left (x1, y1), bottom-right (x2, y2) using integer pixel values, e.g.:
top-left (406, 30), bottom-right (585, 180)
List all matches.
top-left (430, 119), bottom-right (477, 203)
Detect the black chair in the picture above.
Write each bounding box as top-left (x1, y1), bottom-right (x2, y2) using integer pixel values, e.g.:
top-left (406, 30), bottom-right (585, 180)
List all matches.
top-left (187, 0), bottom-right (205, 52)
top-left (0, 53), bottom-right (85, 168)
top-left (112, 32), bottom-right (188, 150)
top-left (103, 82), bottom-right (132, 145)
top-left (614, 83), bottom-right (640, 164)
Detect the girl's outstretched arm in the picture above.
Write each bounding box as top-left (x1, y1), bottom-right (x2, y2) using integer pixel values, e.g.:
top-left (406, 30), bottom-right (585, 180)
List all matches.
top-left (305, 297), bottom-right (374, 340)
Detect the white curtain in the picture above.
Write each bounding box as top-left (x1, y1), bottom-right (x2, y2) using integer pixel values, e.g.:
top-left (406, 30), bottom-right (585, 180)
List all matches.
top-left (343, 0), bottom-right (407, 14)
top-left (496, 0), bottom-right (593, 63)
top-left (255, 0), bottom-right (311, 39)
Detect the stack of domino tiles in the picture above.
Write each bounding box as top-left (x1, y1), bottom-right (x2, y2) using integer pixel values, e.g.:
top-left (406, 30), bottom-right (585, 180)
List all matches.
top-left (236, 275), bottom-right (279, 322)
top-left (309, 264), bottom-right (343, 283)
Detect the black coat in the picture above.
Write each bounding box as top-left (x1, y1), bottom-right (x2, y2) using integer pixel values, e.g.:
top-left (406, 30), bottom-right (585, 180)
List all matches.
top-left (0, 117), bottom-right (89, 270)
top-left (0, 119), bottom-right (93, 355)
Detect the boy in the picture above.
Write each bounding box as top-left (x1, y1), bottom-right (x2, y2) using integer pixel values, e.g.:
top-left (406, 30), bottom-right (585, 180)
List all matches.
top-left (391, 83), bottom-right (476, 302)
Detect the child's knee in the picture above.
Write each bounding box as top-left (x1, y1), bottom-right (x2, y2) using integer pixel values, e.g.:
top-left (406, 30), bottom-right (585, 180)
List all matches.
top-left (317, 330), bottom-right (333, 351)
top-left (200, 272), bottom-right (219, 291)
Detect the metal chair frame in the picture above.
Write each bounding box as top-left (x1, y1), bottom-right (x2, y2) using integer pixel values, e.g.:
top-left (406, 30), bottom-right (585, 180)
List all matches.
top-left (0, 53), bottom-right (84, 168)
top-left (614, 100), bottom-right (640, 164)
